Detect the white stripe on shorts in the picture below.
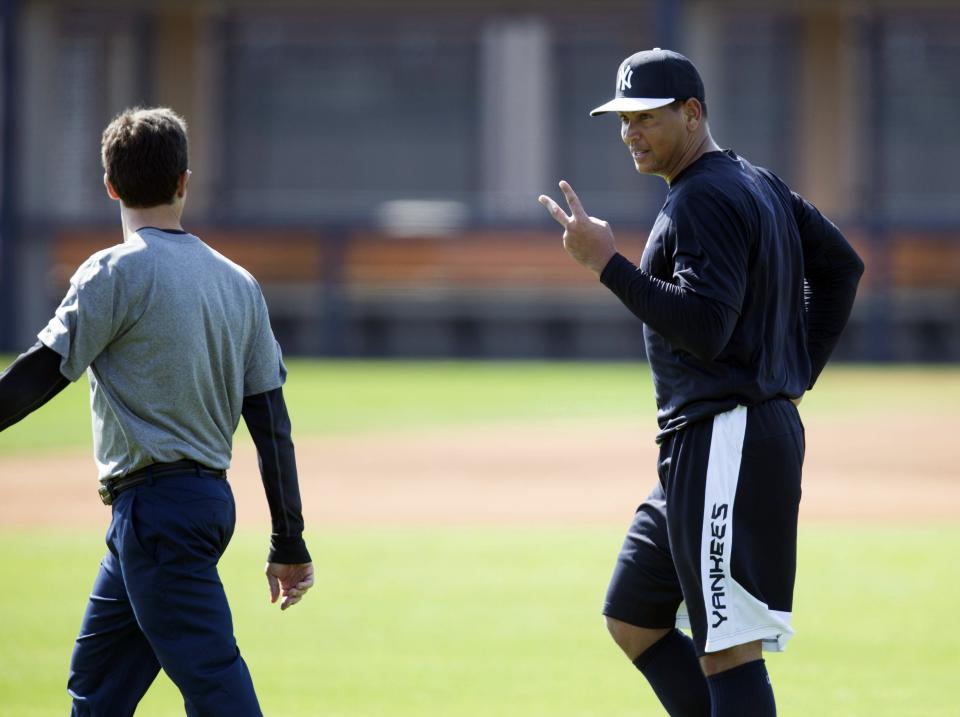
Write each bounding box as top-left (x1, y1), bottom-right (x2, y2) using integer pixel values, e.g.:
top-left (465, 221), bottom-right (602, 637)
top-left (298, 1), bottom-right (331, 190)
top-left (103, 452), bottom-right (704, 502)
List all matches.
top-left (696, 405), bottom-right (794, 653)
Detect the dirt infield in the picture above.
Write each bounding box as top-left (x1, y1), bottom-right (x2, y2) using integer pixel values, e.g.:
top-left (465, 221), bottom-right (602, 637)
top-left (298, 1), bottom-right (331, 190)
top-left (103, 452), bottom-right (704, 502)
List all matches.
top-left (1, 413), bottom-right (955, 528)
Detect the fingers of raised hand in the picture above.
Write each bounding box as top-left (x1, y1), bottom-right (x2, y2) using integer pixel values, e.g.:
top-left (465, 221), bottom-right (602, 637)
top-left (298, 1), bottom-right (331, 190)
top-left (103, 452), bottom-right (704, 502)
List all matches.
top-left (558, 180), bottom-right (587, 219)
top-left (538, 194), bottom-right (571, 227)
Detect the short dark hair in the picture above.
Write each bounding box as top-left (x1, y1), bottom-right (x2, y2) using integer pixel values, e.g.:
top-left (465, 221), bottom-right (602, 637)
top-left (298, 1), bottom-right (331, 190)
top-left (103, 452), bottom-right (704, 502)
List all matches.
top-left (669, 97), bottom-right (708, 119)
top-left (101, 107), bottom-right (188, 208)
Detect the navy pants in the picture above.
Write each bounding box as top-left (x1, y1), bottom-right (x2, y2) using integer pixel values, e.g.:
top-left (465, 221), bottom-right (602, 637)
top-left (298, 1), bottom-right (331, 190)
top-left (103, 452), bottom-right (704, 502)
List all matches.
top-left (68, 474), bottom-right (262, 716)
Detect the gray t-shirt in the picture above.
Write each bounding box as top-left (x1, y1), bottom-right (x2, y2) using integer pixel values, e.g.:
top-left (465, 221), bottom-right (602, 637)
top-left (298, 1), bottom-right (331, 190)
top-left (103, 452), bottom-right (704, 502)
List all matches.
top-left (39, 228), bottom-right (286, 480)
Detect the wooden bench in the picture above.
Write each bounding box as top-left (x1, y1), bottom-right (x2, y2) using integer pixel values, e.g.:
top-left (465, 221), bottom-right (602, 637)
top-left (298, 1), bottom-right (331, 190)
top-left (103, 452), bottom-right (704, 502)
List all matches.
top-left (48, 227), bottom-right (960, 291)
top-left (49, 229), bottom-right (325, 284)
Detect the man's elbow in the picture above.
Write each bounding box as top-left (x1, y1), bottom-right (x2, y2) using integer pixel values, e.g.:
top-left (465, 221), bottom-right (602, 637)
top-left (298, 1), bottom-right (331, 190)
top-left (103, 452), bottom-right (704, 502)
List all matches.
top-left (849, 252), bottom-right (865, 280)
top-left (683, 333), bottom-right (728, 363)
top-left (684, 301), bottom-right (736, 362)
top-left (834, 242), bottom-right (865, 282)
top-left (692, 343), bottom-right (726, 363)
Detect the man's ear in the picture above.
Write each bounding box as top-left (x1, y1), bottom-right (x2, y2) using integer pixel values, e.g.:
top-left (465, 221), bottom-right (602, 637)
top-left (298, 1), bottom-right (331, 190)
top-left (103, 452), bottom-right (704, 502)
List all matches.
top-left (684, 98), bottom-right (703, 129)
top-left (103, 174), bottom-right (121, 201)
top-left (176, 170), bottom-right (190, 198)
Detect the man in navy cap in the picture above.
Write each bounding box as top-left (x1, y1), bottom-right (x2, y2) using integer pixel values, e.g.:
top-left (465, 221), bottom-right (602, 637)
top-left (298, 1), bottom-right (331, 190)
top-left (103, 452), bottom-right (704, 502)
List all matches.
top-left (540, 49), bottom-right (863, 716)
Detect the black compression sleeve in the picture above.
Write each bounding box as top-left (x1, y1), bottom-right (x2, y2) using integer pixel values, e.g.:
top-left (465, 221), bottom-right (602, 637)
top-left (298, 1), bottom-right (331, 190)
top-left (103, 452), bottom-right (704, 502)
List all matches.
top-left (241, 387), bottom-right (311, 564)
top-left (599, 253), bottom-right (739, 361)
top-left (0, 342), bottom-right (70, 432)
top-left (794, 198), bottom-right (865, 386)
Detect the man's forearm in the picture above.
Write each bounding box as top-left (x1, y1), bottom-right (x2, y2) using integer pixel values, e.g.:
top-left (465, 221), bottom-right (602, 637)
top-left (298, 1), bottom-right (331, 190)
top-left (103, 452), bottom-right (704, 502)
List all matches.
top-left (799, 224), bottom-right (865, 386)
top-left (600, 253), bottom-right (738, 362)
top-left (794, 194), bottom-right (866, 386)
top-left (241, 387), bottom-right (311, 564)
top-left (0, 342), bottom-right (70, 432)
top-left (804, 259), bottom-right (863, 385)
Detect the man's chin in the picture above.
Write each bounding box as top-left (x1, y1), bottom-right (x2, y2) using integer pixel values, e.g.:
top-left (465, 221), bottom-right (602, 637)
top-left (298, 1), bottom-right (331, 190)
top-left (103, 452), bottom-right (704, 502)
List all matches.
top-left (632, 161), bottom-right (668, 181)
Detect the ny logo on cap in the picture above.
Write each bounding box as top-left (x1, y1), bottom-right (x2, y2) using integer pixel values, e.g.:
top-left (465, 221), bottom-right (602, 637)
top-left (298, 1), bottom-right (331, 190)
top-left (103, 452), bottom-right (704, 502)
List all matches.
top-left (617, 63), bottom-right (633, 92)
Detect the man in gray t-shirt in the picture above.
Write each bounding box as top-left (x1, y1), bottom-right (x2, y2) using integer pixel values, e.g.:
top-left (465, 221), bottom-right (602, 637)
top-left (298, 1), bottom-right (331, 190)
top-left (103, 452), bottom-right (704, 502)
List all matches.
top-left (0, 107), bottom-right (312, 716)
top-left (39, 226), bottom-right (285, 479)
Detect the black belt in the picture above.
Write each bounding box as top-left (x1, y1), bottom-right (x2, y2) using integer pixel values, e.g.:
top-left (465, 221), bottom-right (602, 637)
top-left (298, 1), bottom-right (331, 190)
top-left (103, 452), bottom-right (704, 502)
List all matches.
top-left (98, 460), bottom-right (226, 506)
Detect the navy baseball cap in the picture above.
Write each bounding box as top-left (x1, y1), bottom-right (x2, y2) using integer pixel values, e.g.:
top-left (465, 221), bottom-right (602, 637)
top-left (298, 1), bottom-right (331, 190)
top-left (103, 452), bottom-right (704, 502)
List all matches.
top-left (590, 48), bottom-right (705, 117)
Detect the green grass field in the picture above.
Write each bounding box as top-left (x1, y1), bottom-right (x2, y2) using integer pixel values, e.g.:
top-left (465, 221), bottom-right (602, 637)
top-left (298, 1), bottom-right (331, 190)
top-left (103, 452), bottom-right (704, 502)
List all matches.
top-left (0, 527), bottom-right (957, 716)
top-left (2, 360), bottom-right (959, 455)
top-left (0, 361), bottom-right (958, 715)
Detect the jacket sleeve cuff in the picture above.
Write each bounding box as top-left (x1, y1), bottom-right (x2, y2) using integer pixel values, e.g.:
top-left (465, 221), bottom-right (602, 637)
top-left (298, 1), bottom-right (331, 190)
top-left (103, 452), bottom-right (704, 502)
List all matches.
top-left (599, 252), bottom-right (634, 287)
top-left (268, 534), bottom-right (312, 564)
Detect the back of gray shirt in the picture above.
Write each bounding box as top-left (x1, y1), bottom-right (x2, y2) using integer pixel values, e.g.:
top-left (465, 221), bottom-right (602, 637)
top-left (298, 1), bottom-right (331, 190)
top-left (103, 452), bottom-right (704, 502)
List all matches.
top-left (39, 228), bottom-right (286, 480)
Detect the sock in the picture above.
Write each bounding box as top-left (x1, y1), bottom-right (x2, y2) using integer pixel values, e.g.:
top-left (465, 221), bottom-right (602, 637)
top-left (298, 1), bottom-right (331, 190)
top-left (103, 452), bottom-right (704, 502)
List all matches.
top-left (632, 629), bottom-right (711, 717)
top-left (706, 659), bottom-right (776, 717)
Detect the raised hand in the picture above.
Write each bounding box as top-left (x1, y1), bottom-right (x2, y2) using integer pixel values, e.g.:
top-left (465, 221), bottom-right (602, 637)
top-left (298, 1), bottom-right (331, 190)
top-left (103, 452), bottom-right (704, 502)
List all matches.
top-left (538, 180), bottom-right (618, 276)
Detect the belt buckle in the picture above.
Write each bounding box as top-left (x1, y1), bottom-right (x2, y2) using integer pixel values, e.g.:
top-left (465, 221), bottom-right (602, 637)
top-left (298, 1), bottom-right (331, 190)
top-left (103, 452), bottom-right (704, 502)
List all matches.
top-left (98, 483), bottom-right (114, 506)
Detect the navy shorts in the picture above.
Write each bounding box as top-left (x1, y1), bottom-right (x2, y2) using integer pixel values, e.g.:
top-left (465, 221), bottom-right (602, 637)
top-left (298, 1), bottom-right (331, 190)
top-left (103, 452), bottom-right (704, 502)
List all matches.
top-left (603, 399), bottom-right (804, 656)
